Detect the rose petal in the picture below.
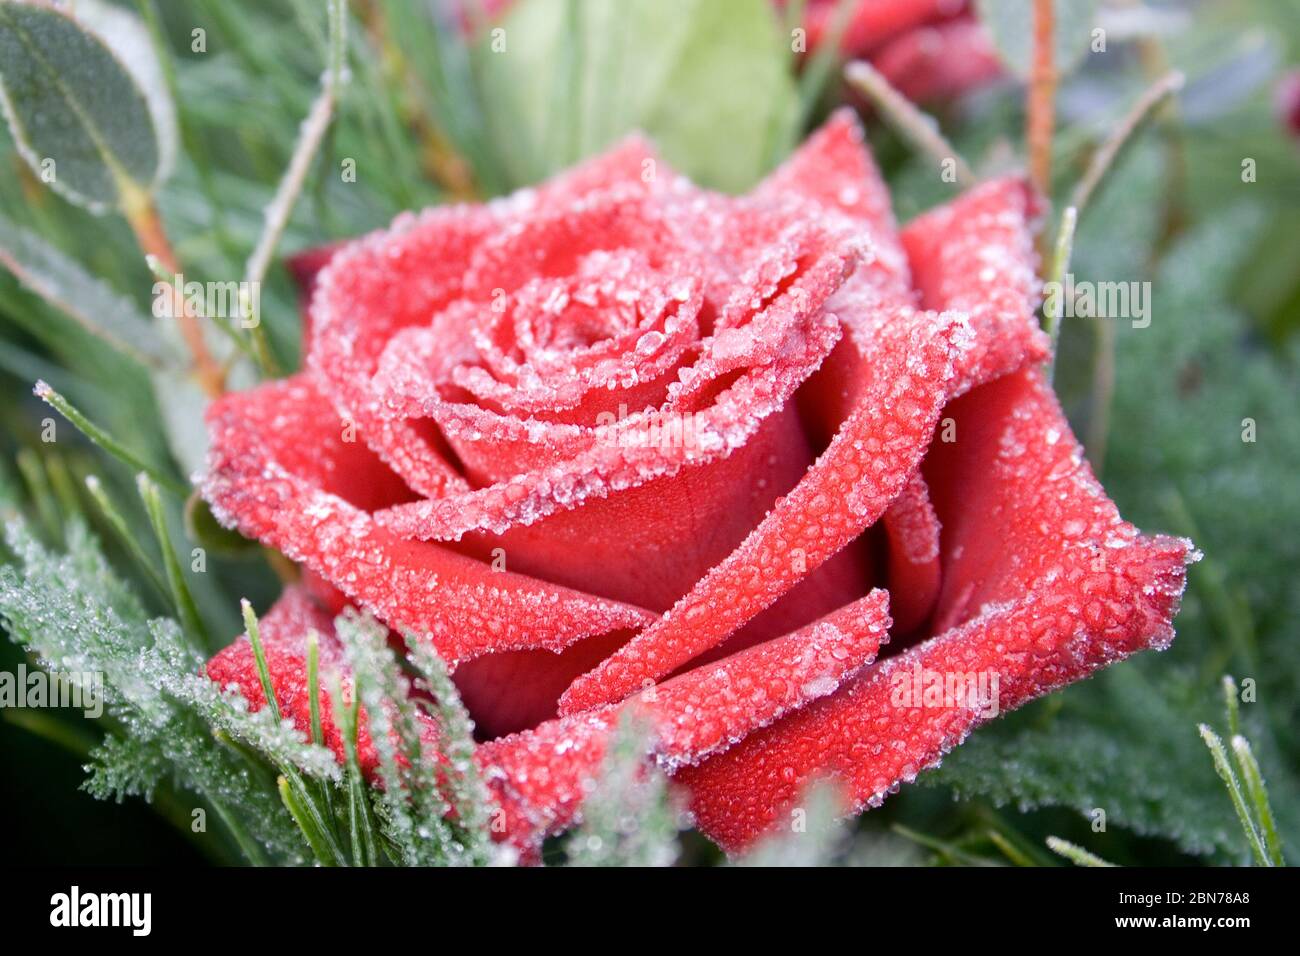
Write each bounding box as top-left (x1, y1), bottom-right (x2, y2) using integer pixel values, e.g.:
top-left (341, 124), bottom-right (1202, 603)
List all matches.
top-left (555, 169), bottom-right (1050, 713)
top-left (881, 471), bottom-right (942, 634)
top-left (755, 107), bottom-right (911, 294)
top-left (678, 537), bottom-right (1189, 852)
top-left (558, 306), bottom-right (967, 713)
top-left (480, 588), bottom-right (892, 849)
top-left (202, 373), bottom-right (655, 665)
top-left (309, 205), bottom-right (498, 497)
top-left (901, 175), bottom-right (1049, 395)
top-left (676, 369), bottom-right (1193, 851)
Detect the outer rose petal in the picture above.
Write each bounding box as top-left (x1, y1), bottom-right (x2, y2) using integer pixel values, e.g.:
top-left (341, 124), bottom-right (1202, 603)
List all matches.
top-left (308, 205), bottom-right (496, 498)
top-left (480, 589), bottom-right (892, 850)
top-left (901, 175), bottom-right (1049, 394)
top-left (206, 586), bottom-right (398, 770)
top-left (212, 585), bottom-right (891, 855)
top-left (754, 108), bottom-right (911, 293)
top-left (676, 369), bottom-right (1193, 852)
top-left (202, 373), bottom-right (654, 665)
top-left (678, 538), bottom-right (1188, 852)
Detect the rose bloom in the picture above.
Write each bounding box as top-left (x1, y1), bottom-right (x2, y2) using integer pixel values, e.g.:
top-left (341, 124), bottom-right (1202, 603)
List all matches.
top-left (799, 0), bottom-right (1003, 102)
top-left (203, 111), bottom-right (1191, 857)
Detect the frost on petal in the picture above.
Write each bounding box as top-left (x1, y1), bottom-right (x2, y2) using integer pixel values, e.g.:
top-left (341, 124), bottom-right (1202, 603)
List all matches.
top-left (676, 369), bottom-right (1193, 852)
top-left (756, 106), bottom-right (911, 293)
top-left (478, 589), bottom-right (891, 851)
top-left (308, 204), bottom-right (497, 497)
top-left (901, 176), bottom-right (1049, 395)
top-left (558, 308), bottom-right (966, 714)
top-left (881, 471), bottom-right (941, 635)
top-left (533, 133), bottom-right (671, 206)
top-left (361, 196), bottom-right (862, 616)
top-left (201, 374), bottom-right (654, 666)
top-left (206, 586), bottom-right (383, 766)
top-left (449, 405), bottom-right (829, 614)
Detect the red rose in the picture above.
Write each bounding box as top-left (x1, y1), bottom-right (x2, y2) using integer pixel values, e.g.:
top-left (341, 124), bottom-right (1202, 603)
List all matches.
top-left (801, 0), bottom-right (1003, 102)
top-left (203, 111), bottom-right (1191, 856)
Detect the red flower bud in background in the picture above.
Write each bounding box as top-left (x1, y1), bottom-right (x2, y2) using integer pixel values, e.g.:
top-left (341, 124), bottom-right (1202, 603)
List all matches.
top-left (1275, 69), bottom-right (1300, 142)
top-left (799, 0), bottom-right (1002, 102)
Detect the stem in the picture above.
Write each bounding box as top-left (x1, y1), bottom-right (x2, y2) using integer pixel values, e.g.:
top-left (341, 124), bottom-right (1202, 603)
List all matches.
top-left (1199, 724), bottom-right (1270, 866)
top-left (121, 188), bottom-right (226, 398)
top-left (1043, 205), bottom-right (1077, 382)
top-left (277, 775), bottom-right (342, 866)
top-left (1027, 0), bottom-right (1057, 206)
top-left (84, 474), bottom-right (170, 600)
top-left (1046, 836), bottom-right (1116, 868)
top-left (1084, 317), bottom-right (1115, 473)
top-left (1221, 675), bottom-right (1241, 739)
top-left (1070, 71), bottom-right (1186, 218)
top-left (242, 0), bottom-right (347, 373)
top-left (139, 473), bottom-right (212, 651)
top-left (15, 448), bottom-right (60, 539)
top-left (843, 60), bottom-right (975, 188)
top-left (1137, 38), bottom-right (1189, 256)
top-left (241, 598), bottom-right (282, 722)
top-left (205, 788), bottom-right (270, 866)
top-left (1231, 736), bottom-right (1284, 866)
top-left (361, 1), bottom-right (478, 198)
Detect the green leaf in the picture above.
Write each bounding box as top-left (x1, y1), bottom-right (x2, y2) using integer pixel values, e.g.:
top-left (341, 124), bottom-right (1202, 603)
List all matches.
top-left (475, 0), bottom-right (797, 192)
top-left (1199, 724), bottom-right (1269, 865)
top-left (976, 0), bottom-right (1099, 80)
top-left (33, 380), bottom-right (186, 496)
top-left (0, 0), bottom-right (175, 212)
top-left (405, 634), bottom-right (495, 865)
top-left (0, 210), bottom-right (168, 366)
